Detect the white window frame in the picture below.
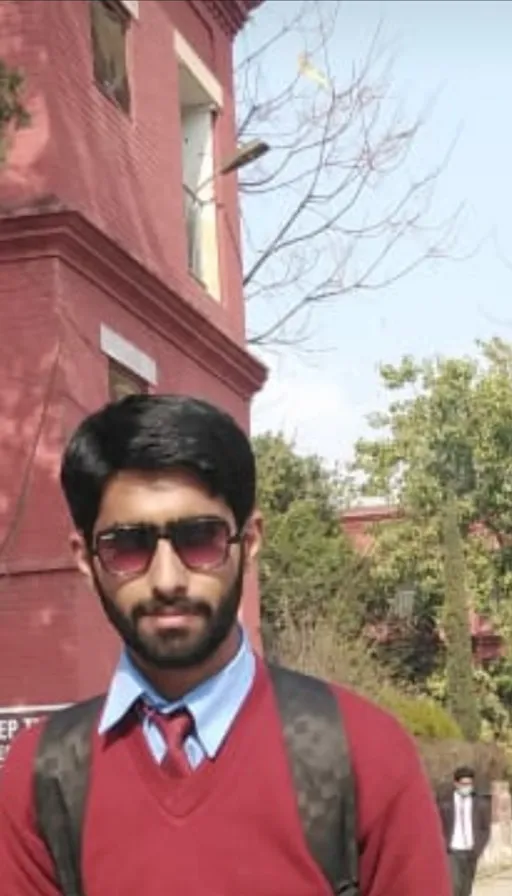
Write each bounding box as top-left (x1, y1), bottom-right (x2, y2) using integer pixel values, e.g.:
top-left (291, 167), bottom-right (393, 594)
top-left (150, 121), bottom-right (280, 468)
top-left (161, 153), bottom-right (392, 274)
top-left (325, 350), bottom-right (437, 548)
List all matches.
top-left (175, 30), bottom-right (224, 301)
top-left (117, 0), bottom-right (139, 20)
top-left (100, 324), bottom-right (157, 385)
top-left (174, 32), bottom-right (223, 111)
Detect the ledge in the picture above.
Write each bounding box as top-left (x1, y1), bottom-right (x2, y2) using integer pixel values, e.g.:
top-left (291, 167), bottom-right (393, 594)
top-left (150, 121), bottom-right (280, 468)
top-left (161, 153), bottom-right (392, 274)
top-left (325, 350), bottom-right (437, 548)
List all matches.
top-left (199, 0), bottom-right (263, 37)
top-left (0, 202), bottom-right (267, 401)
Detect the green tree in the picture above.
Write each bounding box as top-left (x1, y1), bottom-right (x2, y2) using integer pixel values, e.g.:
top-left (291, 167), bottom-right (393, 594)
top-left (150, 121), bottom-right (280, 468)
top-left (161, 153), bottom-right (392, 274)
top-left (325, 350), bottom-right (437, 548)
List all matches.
top-left (254, 433), bottom-right (368, 640)
top-left (0, 58), bottom-right (29, 164)
top-left (354, 340), bottom-right (512, 614)
top-left (442, 490), bottom-right (480, 740)
top-left (352, 339), bottom-right (512, 733)
top-left (361, 513), bottom-right (444, 684)
top-left (355, 339), bottom-right (512, 549)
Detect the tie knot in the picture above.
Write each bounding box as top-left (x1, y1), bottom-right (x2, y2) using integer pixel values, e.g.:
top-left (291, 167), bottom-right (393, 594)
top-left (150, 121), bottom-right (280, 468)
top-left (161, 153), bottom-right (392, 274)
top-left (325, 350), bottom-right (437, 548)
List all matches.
top-left (159, 708), bottom-right (194, 748)
top-left (139, 703), bottom-right (194, 775)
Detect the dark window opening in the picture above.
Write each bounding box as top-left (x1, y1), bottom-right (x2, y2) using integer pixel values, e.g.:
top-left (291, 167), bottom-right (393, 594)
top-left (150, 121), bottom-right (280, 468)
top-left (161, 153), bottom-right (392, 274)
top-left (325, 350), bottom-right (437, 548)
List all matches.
top-left (90, 0), bottom-right (131, 114)
top-left (108, 360), bottom-right (147, 402)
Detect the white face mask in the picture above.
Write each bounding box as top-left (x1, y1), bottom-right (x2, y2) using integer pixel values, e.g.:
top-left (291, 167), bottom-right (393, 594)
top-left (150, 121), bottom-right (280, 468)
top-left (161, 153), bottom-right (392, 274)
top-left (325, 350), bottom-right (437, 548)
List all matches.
top-left (457, 785), bottom-right (473, 798)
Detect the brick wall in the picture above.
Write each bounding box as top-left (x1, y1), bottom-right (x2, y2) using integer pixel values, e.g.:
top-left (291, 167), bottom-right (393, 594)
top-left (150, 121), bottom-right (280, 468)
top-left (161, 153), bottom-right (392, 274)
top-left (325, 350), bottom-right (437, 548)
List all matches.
top-left (0, 246), bottom-right (261, 704)
top-left (0, 0), bottom-right (246, 339)
top-left (0, 0), bottom-right (264, 706)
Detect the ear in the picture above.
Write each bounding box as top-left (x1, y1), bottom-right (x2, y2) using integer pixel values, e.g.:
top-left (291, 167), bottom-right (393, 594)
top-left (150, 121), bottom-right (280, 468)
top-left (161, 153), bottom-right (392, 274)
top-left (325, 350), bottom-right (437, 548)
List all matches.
top-left (242, 510), bottom-right (263, 571)
top-left (69, 531), bottom-right (95, 587)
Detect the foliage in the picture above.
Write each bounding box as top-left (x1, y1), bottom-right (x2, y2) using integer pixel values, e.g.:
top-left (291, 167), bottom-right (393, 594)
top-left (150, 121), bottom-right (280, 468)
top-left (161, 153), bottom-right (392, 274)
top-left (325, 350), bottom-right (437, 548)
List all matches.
top-left (354, 338), bottom-right (512, 548)
top-left (0, 58), bottom-right (30, 164)
top-left (442, 491), bottom-right (480, 741)
top-left (255, 342), bottom-right (512, 744)
top-left (268, 615), bottom-right (461, 742)
top-left (379, 688), bottom-right (461, 740)
top-left (351, 339), bottom-right (512, 732)
top-left (235, 1), bottom-right (458, 346)
top-left (265, 614), bottom-right (390, 698)
top-left (428, 666), bottom-right (511, 742)
top-left (361, 514), bottom-right (444, 683)
top-left (254, 433), bottom-right (368, 635)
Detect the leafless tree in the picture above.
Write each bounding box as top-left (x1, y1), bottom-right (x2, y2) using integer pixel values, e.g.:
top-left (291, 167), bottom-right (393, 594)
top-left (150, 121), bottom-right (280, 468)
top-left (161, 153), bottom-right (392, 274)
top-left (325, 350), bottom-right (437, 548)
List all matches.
top-left (235, 0), bottom-right (461, 348)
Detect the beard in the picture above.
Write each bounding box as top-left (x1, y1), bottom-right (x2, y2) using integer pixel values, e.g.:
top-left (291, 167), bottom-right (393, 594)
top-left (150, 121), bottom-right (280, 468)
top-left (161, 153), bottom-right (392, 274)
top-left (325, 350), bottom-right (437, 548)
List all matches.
top-left (92, 559), bottom-right (244, 670)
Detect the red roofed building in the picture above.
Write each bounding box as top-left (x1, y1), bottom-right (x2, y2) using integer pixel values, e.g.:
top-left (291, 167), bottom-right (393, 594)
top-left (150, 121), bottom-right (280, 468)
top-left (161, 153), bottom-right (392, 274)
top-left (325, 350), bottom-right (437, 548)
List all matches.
top-left (341, 501), bottom-right (503, 665)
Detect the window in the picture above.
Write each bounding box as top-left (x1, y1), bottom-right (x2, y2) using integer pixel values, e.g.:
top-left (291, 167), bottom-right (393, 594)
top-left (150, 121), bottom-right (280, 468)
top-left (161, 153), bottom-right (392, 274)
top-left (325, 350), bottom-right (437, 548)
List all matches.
top-left (108, 360), bottom-right (147, 401)
top-left (100, 324), bottom-right (157, 399)
top-left (175, 32), bottom-right (223, 300)
top-left (90, 0), bottom-right (131, 114)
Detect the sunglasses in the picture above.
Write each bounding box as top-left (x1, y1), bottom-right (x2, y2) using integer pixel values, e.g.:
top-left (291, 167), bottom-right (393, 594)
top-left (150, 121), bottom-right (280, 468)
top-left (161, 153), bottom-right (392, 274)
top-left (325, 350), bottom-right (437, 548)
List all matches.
top-left (92, 516), bottom-right (241, 577)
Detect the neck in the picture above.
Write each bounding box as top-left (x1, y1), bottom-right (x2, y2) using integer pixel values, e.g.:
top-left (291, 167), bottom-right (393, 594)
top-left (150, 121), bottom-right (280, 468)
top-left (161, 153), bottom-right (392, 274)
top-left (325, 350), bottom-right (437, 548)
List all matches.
top-left (130, 626), bottom-right (242, 700)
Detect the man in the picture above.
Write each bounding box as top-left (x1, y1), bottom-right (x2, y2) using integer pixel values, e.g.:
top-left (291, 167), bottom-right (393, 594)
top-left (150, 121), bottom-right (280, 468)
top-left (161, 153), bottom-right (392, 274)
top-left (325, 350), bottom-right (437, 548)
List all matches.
top-left (438, 765), bottom-right (492, 896)
top-left (0, 394), bottom-right (451, 894)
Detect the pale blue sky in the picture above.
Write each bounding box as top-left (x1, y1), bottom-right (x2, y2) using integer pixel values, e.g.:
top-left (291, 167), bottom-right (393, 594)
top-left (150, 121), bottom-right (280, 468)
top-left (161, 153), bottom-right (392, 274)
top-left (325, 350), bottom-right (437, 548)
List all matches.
top-left (236, 0), bottom-right (512, 464)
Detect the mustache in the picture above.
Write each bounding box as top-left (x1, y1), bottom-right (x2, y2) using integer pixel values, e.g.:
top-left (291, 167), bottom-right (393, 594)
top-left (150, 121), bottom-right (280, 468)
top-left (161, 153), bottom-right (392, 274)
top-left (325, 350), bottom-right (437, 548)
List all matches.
top-left (132, 595), bottom-right (212, 621)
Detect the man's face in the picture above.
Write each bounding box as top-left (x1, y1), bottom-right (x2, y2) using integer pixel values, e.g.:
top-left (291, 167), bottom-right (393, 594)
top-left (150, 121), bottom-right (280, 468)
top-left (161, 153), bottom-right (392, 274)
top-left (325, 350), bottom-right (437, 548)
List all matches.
top-left (455, 776), bottom-right (474, 797)
top-left (72, 469), bottom-right (261, 670)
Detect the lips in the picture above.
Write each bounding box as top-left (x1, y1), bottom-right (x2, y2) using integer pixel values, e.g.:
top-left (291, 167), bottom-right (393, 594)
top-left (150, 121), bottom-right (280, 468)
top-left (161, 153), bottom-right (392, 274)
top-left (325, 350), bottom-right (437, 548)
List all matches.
top-left (139, 609), bottom-right (202, 631)
top-left (151, 609), bottom-right (193, 618)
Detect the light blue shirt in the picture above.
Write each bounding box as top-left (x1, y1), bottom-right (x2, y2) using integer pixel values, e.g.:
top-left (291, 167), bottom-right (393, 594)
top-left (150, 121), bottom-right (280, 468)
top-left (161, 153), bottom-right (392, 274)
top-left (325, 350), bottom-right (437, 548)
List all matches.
top-left (98, 629), bottom-right (256, 768)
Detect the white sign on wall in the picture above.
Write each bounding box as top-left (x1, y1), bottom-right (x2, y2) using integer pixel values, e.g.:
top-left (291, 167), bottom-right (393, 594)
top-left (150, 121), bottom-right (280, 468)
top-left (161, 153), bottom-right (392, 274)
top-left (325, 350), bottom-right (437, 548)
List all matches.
top-left (0, 704), bottom-right (68, 770)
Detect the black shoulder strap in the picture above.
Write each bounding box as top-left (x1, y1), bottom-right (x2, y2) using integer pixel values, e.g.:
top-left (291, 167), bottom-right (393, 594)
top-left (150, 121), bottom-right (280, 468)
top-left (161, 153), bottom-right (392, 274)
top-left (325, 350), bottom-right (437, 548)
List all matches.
top-left (267, 664), bottom-right (359, 896)
top-left (34, 695), bottom-right (105, 896)
top-left (35, 669), bottom-right (359, 896)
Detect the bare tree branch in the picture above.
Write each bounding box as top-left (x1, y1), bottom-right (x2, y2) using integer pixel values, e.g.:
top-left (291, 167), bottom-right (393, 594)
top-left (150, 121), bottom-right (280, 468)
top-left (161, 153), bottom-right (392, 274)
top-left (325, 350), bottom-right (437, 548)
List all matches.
top-left (234, 1), bottom-right (462, 347)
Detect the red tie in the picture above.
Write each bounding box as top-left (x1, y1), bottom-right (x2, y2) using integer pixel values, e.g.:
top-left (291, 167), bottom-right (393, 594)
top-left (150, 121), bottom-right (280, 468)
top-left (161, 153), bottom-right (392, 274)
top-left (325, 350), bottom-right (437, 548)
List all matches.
top-left (142, 705), bottom-right (194, 776)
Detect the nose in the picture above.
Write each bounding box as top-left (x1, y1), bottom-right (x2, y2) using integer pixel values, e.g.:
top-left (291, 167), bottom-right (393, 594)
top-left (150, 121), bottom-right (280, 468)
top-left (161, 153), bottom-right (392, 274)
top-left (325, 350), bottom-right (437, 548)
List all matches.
top-left (147, 536), bottom-right (188, 594)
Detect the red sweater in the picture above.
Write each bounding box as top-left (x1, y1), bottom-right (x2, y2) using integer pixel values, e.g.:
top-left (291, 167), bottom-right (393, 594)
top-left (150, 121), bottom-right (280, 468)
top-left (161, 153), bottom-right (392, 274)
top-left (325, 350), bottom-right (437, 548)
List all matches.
top-left (0, 662), bottom-right (450, 895)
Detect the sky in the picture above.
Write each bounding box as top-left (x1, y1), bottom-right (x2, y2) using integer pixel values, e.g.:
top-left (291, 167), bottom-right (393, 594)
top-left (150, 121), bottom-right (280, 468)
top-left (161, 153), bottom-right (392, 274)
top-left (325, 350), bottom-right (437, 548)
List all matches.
top-left (235, 0), bottom-right (512, 466)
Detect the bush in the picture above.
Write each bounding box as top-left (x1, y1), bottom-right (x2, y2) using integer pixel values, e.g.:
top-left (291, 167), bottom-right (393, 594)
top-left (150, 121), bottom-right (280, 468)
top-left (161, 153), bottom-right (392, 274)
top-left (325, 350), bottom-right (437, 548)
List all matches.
top-left (264, 616), bottom-right (392, 698)
top-left (380, 689), bottom-right (462, 740)
top-left (267, 617), bottom-right (462, 739)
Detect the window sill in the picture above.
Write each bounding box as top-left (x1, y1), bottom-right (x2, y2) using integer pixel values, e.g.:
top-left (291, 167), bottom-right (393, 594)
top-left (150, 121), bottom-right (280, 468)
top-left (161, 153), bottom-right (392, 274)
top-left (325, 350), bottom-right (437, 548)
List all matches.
top-left (94, 79), bottom-right (131, 118)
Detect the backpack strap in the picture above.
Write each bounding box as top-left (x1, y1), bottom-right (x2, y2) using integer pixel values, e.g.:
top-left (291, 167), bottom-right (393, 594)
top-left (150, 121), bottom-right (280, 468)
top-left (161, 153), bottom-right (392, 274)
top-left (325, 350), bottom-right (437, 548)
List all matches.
top-left (267, 664), bottom-right (359, 896)
top-left (34, 668), bottom-right (359, 896)
top-left (34, 695), bottom-right (105, 896)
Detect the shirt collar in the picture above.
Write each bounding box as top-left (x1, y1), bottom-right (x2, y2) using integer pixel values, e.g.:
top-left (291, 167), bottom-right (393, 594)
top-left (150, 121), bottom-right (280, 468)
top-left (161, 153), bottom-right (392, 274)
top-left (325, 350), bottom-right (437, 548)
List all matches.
top-left (98, 628), bottom-right (255, 758)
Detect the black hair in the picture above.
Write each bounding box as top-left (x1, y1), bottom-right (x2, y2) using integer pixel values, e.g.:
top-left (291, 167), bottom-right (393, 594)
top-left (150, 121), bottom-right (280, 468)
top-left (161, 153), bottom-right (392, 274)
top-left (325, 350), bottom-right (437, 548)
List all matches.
top-left (454, 766), bottom-right (475, 782)
top-left (60, 394), bottom-right (256, 543)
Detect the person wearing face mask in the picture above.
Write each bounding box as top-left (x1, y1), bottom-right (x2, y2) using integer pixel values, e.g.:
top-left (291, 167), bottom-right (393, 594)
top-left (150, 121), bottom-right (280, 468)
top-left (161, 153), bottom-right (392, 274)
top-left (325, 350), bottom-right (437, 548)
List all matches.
top-left (437, 765), bottom-right (492, 896)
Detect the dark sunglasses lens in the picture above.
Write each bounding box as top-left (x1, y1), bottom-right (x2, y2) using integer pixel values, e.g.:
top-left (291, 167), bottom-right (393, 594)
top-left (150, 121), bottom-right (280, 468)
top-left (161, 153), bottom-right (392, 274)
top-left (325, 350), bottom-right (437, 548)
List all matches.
top-left (173, 519), bottom-right (230, 569)
top-left (97, 528), bottom-right (155, 575)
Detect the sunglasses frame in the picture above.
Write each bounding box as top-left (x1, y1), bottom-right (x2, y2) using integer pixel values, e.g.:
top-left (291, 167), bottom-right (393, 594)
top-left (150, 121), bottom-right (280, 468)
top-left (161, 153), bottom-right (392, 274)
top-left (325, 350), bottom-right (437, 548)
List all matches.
top-left (92, 515), bottom-right (242, 577)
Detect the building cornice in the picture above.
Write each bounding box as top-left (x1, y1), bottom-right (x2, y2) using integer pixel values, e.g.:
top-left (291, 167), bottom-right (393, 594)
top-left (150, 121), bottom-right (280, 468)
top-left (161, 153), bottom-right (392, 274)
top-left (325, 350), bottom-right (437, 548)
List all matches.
top-left (0, 203), bottom-right (267, 401)
top-left (200, 0), bottom-right (263, 38)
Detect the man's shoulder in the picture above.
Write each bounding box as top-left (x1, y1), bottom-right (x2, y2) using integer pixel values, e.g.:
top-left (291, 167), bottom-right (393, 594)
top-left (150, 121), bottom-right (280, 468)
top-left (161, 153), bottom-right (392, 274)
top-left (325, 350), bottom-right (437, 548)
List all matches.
top-left (272, 666), bottom-right (419, 771)
top-left (328, 679), bottom-right (416, 750)
top-left (317, 677), bottom-right (424, 789)
top-left (268, 666), bottom-right (412, 741)
top-left (275, 670), bottom-right (434, 835)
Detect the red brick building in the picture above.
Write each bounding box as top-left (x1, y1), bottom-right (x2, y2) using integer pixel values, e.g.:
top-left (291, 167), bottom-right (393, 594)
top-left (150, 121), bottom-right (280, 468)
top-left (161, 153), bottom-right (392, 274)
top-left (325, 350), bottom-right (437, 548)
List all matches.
top-left (0, 0), bottom-right (266, 731)
top-left (341, 501), bottom-right (503, 664)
